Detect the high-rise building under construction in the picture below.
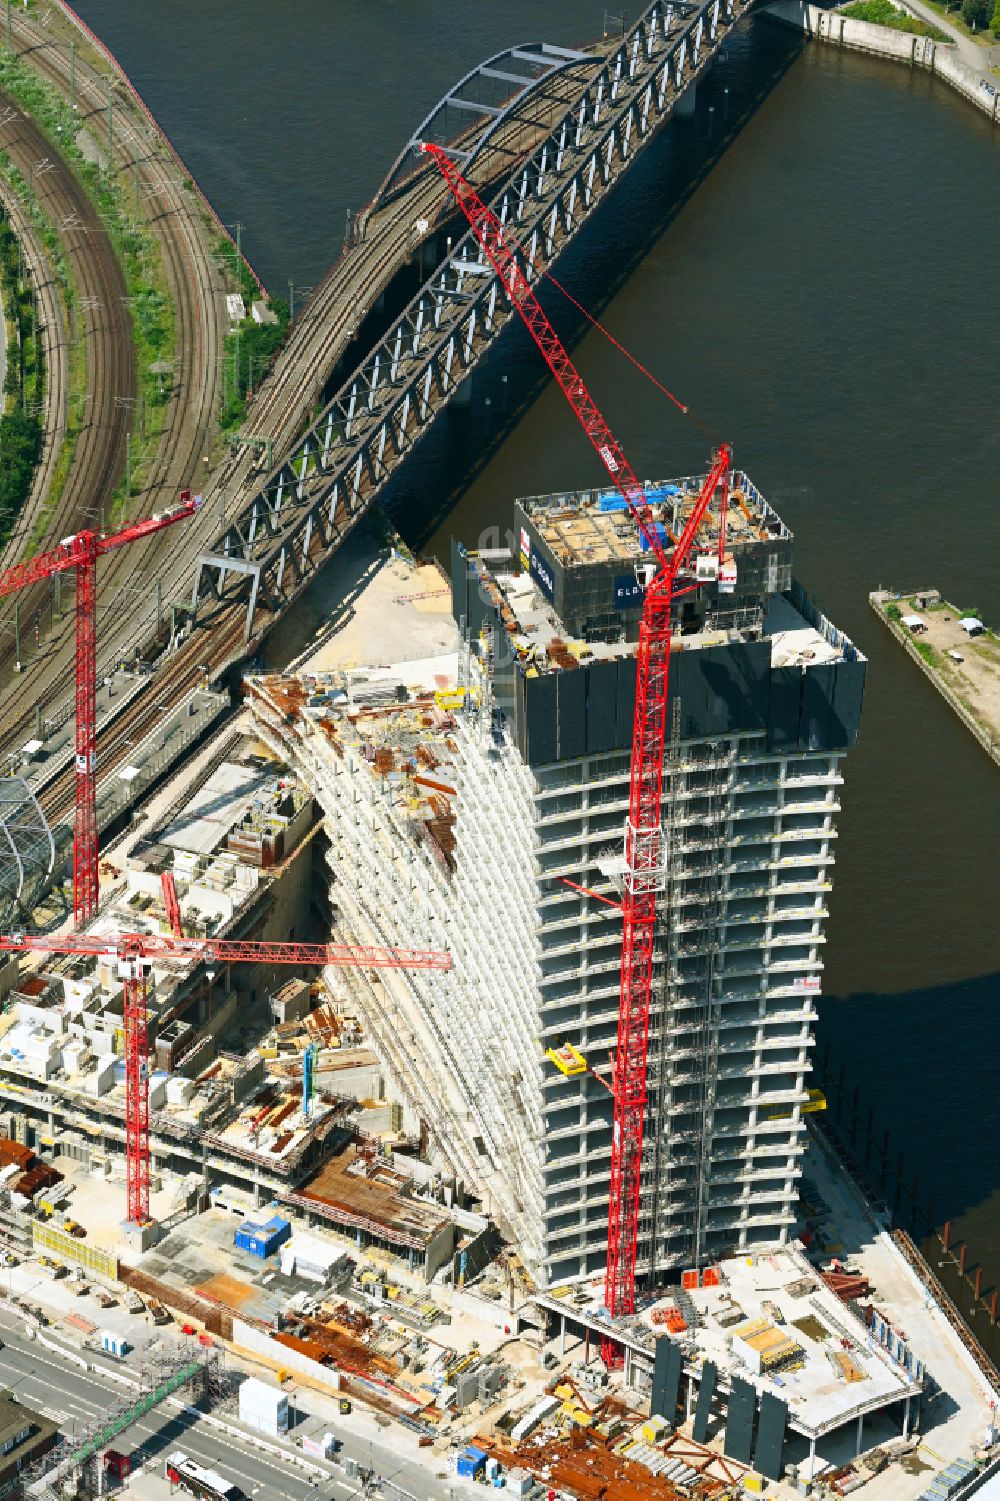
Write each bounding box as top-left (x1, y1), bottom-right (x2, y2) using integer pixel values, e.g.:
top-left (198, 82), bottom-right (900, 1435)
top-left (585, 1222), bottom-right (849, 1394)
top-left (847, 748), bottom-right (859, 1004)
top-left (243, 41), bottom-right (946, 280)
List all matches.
top-left (249, 468), bottom-right (866, 1293)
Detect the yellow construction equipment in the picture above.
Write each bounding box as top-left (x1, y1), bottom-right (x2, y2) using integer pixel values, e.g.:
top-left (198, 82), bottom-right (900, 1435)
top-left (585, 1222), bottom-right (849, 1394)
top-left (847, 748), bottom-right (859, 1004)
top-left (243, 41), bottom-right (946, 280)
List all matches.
top-left (434, 687), bottom-right (481, 710)
top-left (545, 1042), bottom-right (588, 1078)
top-left (768, 1087), bottom-right (827, 1121)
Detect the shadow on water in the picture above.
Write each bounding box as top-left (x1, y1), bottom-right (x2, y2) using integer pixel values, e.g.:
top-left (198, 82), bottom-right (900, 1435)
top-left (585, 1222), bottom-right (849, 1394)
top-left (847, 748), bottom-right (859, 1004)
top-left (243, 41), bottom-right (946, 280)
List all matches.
top-left (378, 17), bottom-right (807, 551)
top-left (818, 970), bottom-right (1000, 1362)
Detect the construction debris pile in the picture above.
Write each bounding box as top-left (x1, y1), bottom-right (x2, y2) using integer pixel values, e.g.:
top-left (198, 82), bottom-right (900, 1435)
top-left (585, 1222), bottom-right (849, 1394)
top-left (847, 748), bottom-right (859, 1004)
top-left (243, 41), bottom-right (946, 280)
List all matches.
top-left (260, 671), bottom-right (460, 875)
top-left (480, 1371), bottom-right (750, 1500)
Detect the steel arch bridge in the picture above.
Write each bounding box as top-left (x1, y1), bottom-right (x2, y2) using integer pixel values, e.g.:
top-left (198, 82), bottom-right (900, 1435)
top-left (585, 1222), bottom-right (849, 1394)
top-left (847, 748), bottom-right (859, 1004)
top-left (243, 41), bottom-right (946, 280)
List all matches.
top-left (193, 0), bottom-right (749, 642)
top-left (372, 41), bottom-right (601, 213)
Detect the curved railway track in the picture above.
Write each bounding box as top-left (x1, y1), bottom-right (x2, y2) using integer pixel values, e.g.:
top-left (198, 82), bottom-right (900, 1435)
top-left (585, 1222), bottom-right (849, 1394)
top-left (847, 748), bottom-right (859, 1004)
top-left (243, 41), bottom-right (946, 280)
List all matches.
top-left (0, 86), bottom-right (134, 638)
top-left (0, 13), bottom-right (582, 839)
top-left (0, 17), bottom-right (226, 754)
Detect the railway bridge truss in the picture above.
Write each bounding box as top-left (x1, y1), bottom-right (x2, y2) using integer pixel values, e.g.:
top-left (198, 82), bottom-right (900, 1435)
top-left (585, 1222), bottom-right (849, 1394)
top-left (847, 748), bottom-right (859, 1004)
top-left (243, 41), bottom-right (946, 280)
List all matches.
top-left (192, 0), bottom-right (750, 642)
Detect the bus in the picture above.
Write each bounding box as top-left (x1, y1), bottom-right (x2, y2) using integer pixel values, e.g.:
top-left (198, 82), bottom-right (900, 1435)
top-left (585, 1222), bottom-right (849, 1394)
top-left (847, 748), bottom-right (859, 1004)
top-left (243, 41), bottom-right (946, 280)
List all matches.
top-left (165, 1451), bottom-right (246, 1501)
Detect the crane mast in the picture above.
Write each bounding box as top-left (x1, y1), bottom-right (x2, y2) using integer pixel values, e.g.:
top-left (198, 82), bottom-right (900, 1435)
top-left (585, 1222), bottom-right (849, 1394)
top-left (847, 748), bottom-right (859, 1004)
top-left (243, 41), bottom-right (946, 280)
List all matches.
top-left (0, 491), bottom-right (200, 924)
top-left (422, 142), bottom-right (731, 1344)
top-left (0, 929), bottom-right (450, 1226)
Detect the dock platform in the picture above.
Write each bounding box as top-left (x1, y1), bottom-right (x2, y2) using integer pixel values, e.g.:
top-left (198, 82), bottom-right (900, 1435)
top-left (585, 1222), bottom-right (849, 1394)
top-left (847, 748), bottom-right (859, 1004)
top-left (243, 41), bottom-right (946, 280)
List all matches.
top-left (870, 589), bottom-right (1000, 767)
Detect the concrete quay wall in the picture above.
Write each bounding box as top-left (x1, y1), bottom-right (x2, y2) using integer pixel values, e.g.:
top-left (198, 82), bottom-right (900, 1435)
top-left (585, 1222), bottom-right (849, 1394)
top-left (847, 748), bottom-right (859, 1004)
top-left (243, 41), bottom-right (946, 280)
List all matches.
top-left (764, 1), bottom-right (1000, 123)
top-left (869, 590), bottom-right (1000, 769)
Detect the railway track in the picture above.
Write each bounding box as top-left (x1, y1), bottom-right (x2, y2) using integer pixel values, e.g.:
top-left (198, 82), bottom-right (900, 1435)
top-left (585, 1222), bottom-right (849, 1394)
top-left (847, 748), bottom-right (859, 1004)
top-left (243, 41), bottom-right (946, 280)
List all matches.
top-left (0, 85), bottom-right (134, 649)
top-left (0, 12), bottom-right (226, 753)
top-left (0, 14), bottom-right (604, 842)
top-left (40, 612), bottom-right (247, 826)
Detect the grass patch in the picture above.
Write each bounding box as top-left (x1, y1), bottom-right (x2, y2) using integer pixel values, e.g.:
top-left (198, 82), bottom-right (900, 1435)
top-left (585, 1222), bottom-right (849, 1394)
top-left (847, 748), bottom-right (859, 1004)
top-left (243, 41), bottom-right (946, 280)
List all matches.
top-left (841, 0), bottom-right (950, 36)
top-left (913, 639), bottom-right (941, 668)
top-left (0, 177), bottom-right (73, 549)
top-left (911, 0), bottom-right (996, 41)
top-left (885, 601), bottom-right (903, 623)
top-left (0, 45), bottom-right (176, 544)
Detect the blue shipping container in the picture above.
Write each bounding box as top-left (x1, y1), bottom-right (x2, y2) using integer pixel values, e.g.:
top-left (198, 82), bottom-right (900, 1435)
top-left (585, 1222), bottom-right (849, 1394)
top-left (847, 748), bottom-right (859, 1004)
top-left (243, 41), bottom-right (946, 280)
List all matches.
top-left (457, 1446), bottom-right (487, 1478)
top-left (234, 1214), bottom-right (291, 1259)
top-left (639, 522), bottom-right (671, 553)
top-left (597, 493), bottom-right (629, 512)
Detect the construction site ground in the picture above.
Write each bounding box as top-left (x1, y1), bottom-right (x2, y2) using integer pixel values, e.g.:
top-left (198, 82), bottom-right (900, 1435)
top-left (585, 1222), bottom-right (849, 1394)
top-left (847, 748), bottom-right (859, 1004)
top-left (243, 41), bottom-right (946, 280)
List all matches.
top-left (43, 1154), bottom-right (178, 1255)
top-left (135, 1208), bottom-right (327, 1322)
top-left (800, 1130), bottom-right (997, 1498)
top-left (897, 597), bottom-right (1000, 745)
top-left (262, 514), bottom-right (459, 677)
top-left (4, 1251), bottom-right (162, 1359)
top-left (10, 1136), bottom-right (996, 1500)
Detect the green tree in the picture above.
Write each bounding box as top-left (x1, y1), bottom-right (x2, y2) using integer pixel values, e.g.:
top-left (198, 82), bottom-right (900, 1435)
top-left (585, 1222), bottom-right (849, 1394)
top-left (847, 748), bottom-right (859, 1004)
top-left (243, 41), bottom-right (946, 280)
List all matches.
top-left (0, 412), bottom-right (42, 514)
top-left (961, 0), bottom-right (991, 26)
top-left (991, 0), bottom-right (1000, 35)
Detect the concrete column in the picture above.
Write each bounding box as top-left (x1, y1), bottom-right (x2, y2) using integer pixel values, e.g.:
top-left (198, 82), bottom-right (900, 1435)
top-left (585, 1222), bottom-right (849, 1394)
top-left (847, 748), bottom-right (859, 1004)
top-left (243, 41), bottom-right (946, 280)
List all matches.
top-left (560, 1314), bottom-right (566, 1355)
top-left (674, 84), bottom-right (697, 118)
top-left (808, 1435), bottom-right (816, 1476)
top-left (902, 1395), bottom-right (911, 1440)
top-left (686, 1375), bottom-right (695, 1420)
top-left (856, 1413), bottom-right (864, 1456)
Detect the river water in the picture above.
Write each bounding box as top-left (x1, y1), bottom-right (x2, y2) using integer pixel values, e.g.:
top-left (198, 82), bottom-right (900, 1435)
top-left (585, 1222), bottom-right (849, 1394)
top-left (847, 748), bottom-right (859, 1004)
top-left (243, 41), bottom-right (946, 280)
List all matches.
top-left (74, 2), bottom-right (1000, 1317)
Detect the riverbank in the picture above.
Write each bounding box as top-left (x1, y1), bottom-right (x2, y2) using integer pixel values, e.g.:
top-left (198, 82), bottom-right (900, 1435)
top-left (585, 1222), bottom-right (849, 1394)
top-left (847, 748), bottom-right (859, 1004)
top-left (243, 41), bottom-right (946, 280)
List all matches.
top-left (870, 588), bottom-right (1000, 767)
top-left (764, 0), bottom-right (1000, 120)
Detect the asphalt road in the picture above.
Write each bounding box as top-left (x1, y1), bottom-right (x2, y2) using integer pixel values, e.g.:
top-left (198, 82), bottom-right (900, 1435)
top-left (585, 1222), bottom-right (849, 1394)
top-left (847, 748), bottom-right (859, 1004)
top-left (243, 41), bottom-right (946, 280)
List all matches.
top-left (0, 1307), bottom-right (460, 1501)
top-left (0, 1312), bottom-right (334, 1501)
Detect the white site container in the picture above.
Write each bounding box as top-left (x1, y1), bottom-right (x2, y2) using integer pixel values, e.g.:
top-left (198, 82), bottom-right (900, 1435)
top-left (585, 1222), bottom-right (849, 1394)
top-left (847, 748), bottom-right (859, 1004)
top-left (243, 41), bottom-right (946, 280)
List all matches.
top-left (280, 1232), bottom-right (342, 1284)
top-left (239, 1377), bottom-right (289, 1435)
top-left (166, 1075), bottom-right (195, 1106)
top-left (100, 1329), bottom-right (129, 1358)
top-left (24, 1034), bottom-right (58, 1062)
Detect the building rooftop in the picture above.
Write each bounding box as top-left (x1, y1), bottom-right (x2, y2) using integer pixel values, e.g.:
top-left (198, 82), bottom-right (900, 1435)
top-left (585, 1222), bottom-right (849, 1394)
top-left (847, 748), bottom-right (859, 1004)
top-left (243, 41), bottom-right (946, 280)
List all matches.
top-left (159, 760), bottom-right (293, 858)
top-left (519, 471), bottom-right (788, 571)
top-left (300, 1142), bottom-right (452, 1251)
top-left (257, 658), bottom-right (461, 875)
top-left (473, 560), bottom-right (851, 678)
top-left (0, 1390), bottom-right (57, 1472)
top-left (539, 1240), bottom-right (919, 1441)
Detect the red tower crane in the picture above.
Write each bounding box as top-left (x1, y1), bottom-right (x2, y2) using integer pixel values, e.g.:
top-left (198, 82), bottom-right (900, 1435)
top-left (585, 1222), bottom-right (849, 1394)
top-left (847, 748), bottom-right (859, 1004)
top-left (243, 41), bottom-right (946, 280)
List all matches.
top-left (422, 143), bottom-right (731, 1345)
top-left (0, 492), bottom-right (200, 927)
top-left (160, 871), bottom-right (183, 937)
top-left (0, 929), bottom-right (451, 1227)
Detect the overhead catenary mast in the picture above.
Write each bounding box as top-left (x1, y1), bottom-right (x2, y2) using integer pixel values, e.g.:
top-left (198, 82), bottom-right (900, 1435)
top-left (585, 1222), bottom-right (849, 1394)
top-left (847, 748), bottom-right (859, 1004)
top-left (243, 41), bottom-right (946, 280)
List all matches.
top-left (422, 141), bottom-right (731, 1351)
